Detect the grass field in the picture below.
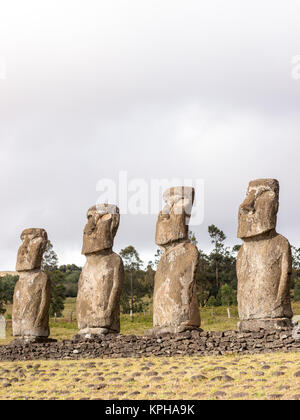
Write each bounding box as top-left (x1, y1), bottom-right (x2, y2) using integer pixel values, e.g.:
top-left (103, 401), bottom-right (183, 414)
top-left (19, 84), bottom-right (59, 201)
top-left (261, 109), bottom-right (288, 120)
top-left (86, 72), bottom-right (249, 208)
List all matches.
top-left (0, 352), bottom-right (300, 400)
top-left (1, 300), bottom-right (300, 400)
top-left (1, 300), bottom-right (300, 345)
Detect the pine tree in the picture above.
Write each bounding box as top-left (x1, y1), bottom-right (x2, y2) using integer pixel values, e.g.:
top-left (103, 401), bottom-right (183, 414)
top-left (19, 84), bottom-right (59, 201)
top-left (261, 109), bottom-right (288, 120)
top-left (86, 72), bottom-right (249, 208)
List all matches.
top-left (41, 241), bottom-right (65, 317)
top-left (41, 240), bottom-right (58, 271)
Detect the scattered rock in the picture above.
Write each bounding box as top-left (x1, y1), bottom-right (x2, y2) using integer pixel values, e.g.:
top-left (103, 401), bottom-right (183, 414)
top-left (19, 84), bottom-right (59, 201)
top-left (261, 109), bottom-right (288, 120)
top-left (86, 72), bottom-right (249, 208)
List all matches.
top-left (213, 391), bottom-right (227, 398)
top-left (294, 371), bottom-right (300, 378)
top-left (231, 393), bottom-right (248, 399)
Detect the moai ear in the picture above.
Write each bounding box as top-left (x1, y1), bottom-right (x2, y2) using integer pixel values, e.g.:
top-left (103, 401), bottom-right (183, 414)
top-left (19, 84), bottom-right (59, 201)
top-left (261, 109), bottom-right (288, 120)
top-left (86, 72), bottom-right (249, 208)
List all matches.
top-left (111, 212), bottom-right (120, 238)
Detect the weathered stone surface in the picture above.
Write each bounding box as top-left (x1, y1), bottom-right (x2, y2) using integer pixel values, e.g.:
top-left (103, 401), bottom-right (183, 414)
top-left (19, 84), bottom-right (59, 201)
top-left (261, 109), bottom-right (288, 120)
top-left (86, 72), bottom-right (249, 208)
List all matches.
top-left (12, 228), bottom-right (51, 340)
top-left (238, 318), bottom-right (293, 332)
top-left (81, 204), bottom-right (120, 255)
top-left (16, 228), bottom-right (48, 271)
top-left (151, 187), bottom-right (200, 335)
top-left (237, 179), bottom-right (293, 331)
top-left (76, 205), bottom-right (124, 335)
top-left (13, 271), bottom-right (50, 338)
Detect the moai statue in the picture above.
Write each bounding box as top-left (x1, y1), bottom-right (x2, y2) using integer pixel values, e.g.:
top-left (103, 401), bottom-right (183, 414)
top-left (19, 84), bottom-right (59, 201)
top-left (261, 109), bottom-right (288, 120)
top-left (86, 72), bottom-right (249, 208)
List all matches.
top-left (13, 228), bottom-right (52, 342)
top-left (151, 187), bottom-right (201, 335)
top-left (237, 179), bottom-right (293, 331)
top-left (76, 204), bottom-right (124, 336)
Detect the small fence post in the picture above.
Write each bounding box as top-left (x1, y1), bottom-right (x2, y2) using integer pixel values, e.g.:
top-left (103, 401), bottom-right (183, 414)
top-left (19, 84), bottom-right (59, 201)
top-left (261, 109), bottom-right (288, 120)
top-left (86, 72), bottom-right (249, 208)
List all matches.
top-left (0, 315), bottom-right (6, 340)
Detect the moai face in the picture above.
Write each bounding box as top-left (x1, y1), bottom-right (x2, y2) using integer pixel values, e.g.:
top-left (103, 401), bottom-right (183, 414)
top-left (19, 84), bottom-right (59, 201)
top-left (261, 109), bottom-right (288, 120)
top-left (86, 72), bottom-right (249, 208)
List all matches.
top-left (156, 187), bottom-right (195, 246)
top-left (16, 228), bottom-right (48, 271)
top-left (238, 179), bottom-right (279, 239)
top-left (82, 204), bottom-right (120, 255)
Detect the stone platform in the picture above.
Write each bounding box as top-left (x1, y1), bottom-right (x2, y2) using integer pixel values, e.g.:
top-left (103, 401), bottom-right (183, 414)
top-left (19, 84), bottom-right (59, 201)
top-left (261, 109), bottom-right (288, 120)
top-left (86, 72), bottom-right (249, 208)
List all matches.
top-left (0, 328), bottom-right (299, 362)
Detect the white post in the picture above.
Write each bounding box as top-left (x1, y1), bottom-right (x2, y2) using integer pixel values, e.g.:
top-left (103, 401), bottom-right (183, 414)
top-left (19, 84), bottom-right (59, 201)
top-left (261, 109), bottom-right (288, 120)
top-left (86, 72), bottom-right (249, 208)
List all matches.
top-left (227, 308), bottom-right (231, 319)
top-left (0, 315), bottom-right (6, 339)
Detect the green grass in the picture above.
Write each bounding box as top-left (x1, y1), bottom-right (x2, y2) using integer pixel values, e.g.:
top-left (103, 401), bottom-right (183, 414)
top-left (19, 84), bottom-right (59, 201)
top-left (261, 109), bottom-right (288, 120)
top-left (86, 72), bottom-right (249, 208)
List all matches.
top-left (1, 300), bottom-right (300, 345)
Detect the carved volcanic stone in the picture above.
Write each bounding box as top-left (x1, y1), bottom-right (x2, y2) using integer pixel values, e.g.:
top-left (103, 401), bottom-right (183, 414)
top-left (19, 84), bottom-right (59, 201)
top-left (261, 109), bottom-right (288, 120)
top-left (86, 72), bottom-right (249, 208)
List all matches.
top-left (237, 179), bottom-right (293, 331)
top-left (12, 228), bottom-right (51, 340)
top-left (76, 204), bottom-right (124, 335)
top-left (153, 241), bottom-right (200, 332)
top-left (16, 228), bottom-right (48, 271)
top-left (13, 271), bottom-right (51, 338)
top-left (151, 187), bottom-right (200, 335)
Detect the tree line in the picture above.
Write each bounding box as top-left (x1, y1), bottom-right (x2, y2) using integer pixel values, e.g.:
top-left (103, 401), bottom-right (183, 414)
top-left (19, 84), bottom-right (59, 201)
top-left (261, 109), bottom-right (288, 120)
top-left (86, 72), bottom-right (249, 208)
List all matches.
top-left (1, 224), bottom-right (300, 317)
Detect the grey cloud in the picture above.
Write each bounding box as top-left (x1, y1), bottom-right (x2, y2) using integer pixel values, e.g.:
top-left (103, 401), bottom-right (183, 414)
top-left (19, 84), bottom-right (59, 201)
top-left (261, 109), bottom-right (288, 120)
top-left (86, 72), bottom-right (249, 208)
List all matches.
top-left (0, 1), bottom-right (300, 268)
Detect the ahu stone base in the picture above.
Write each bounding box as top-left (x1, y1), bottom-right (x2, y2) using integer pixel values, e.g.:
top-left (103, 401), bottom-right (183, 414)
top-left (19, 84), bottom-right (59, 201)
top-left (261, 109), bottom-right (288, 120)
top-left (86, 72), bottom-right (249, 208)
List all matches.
top-left (146, 326), bottom-right (203, 336)
top-left (0, 328), bottom-right (299, 361)
top-left (75, 327), bottom-right (119, 338)
top-left (11, 337), bottom-right (57, 346)
top-left (238, 318), bottom-right (293, 332)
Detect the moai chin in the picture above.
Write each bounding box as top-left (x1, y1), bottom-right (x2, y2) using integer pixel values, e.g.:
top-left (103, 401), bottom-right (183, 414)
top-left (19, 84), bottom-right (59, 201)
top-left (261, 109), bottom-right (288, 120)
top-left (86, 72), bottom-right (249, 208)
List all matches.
top-left (237, 179), bottom-right (293, 331)
top-left (150, 186), bottom-right (201, 335)
top-left (76, 204), bottom-right (124, 336)
top-left (12, 228), bottom-right (52, 342)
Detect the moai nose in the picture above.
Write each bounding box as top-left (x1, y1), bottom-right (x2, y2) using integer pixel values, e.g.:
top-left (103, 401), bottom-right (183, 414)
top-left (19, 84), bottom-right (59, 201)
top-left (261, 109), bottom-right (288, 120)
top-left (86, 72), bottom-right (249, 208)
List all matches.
top-left (240, 191), bottom-right (256, 214)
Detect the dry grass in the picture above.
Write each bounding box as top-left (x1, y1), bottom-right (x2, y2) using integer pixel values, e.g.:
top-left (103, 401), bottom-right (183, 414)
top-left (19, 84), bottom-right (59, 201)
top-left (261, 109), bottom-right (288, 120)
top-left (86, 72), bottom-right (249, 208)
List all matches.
top-left (1, 301), bottom-right (300, 345)
top-left (0, 352), bottom-right (300, 400)
top-left (1, 300), bottom-right (300, 400)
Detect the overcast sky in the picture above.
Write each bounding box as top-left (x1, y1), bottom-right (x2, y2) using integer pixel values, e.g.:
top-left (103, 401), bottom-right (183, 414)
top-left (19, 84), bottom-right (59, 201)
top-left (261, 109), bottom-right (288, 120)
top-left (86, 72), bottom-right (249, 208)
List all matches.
top-left (1, 1), bottom-right (300, 269)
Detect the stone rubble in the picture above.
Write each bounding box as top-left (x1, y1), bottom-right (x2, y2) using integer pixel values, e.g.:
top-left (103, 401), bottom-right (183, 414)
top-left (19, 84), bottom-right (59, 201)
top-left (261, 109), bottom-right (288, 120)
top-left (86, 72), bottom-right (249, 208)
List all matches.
top-left (0, 329), bottom-right (299, 362)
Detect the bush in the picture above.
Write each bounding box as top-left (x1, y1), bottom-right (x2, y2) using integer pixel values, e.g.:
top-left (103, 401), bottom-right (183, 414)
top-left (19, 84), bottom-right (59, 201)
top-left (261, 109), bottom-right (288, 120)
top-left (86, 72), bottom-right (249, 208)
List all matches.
top-left (48, 270), bottom-right (66, 317)
top-left (294, 278), bottom-right (300, 301)
top-left (220, 284), bottom-right (237, 306)
top-left (0, 275), bottom-right (19, 315)
top-left (206, 296), bottom-right (218, 307)
top-left (64, 283), bottom-right (78, 298)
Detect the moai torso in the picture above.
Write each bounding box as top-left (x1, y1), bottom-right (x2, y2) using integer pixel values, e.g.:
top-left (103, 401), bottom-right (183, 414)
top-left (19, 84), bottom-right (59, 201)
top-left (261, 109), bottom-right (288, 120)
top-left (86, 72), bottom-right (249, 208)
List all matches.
top-left (76, 204), bottom-right (124, 335)
top-left (13, 271), bottom-right (50, 337)
top-left (12, 228), bottom-right (50, 339)
top-left (154, 241), bottom-right (200, 329)
top-left (237, 179), bottom-right (293, 330)
top-left (237, 231), bottom-right (292, 320)
top-left (77, 252), bottom-right (124, 333)
top-left (152, 187), bottom-right (200, 334)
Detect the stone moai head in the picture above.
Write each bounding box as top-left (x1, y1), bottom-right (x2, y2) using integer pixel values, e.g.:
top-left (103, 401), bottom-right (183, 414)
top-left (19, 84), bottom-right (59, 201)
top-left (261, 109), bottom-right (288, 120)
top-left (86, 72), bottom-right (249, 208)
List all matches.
top-left (82, 204), bottom-right (120, 255)
top-left (16, 228), bottom-right (48, 272)
top-left (238, 179), bottom-right (279, 239)
top-left (156, 186), bottom-right (195, 246)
